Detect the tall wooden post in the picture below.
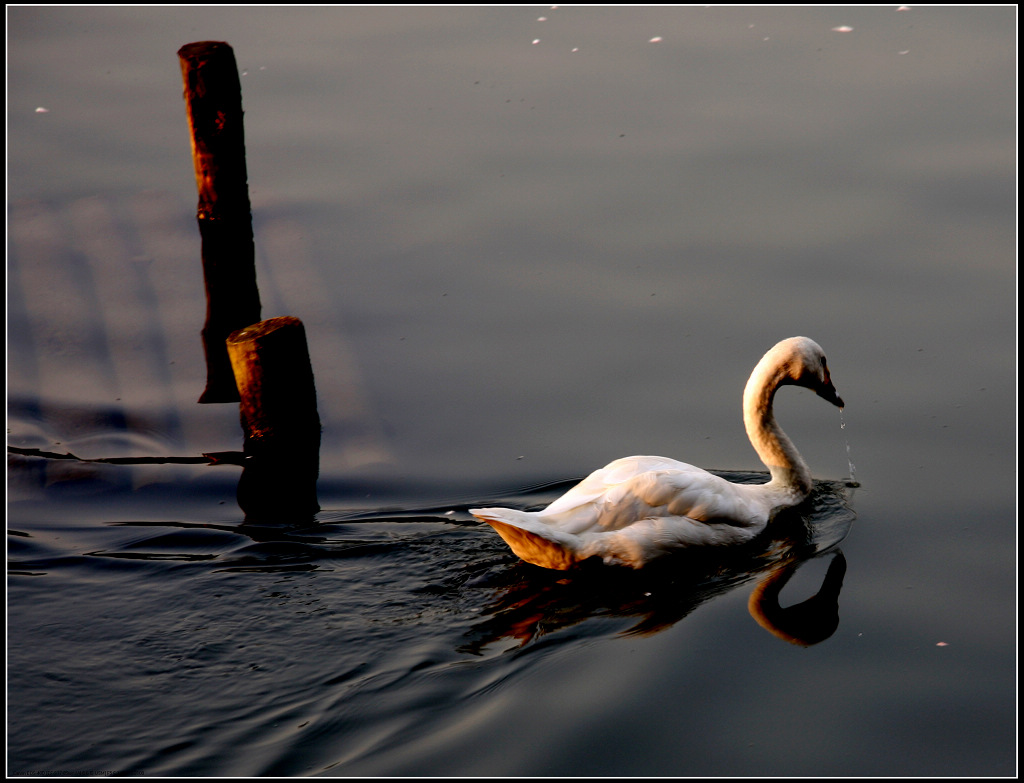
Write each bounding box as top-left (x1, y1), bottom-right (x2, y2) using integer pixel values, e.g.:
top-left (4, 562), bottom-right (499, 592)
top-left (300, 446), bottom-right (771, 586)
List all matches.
top-left (178, 41), bottom-right (261, 403)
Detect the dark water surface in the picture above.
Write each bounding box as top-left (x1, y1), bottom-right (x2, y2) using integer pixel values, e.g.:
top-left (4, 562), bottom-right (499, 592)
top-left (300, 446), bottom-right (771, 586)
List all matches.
top-left (7, 6), bottom-right (1016, 777)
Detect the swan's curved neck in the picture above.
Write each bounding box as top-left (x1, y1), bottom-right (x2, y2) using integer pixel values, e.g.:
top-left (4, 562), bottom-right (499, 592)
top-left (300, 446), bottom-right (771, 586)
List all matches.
top-left (743, 362), bottom-right (812, 500)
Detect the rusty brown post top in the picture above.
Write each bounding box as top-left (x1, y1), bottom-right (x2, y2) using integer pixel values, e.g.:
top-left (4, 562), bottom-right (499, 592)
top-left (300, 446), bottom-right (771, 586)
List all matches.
top-left (178, 41), bottom-right (253, 221)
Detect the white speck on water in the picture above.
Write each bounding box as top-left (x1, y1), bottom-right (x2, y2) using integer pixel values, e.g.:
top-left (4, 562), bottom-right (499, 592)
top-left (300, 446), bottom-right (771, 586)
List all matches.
top-left (897, 5), bottom-right (911, 10)
top-left (532, 39), bottom-right (541, 45)
top-left (537, 16), bottom-right (547, 22)
top-left (571, 47), bottom-right (579, 53)
top-left (35, 107), bottom-right (49, 113)
top-left (831, 25), bottom-right (854, 33)
top-left (649, 36), bottom-right (663, 43)
top-left (936, 641), bottom-right (949, 647)
top-left (898, 50), bottom-right (910, 55)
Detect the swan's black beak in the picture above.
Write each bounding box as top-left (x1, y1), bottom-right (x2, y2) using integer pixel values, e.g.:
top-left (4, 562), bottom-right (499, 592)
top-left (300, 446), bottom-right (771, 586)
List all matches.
top-left (818, 381), bottom-right (844, 409)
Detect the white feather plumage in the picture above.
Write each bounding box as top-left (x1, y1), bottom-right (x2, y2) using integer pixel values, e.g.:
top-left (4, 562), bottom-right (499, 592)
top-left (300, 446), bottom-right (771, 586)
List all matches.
top-left (472, 337), bottom-right (844, 569)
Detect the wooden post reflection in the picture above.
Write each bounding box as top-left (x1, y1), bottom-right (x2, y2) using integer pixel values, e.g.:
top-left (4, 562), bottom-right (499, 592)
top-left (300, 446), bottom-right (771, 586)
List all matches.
top-left (178, 40), bottom-right (261, 403)
top-left (227, 317), bottom-right (321, 521)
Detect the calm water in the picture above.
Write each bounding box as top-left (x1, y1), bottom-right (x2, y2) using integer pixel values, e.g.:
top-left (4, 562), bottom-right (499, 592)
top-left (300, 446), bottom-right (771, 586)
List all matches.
top-left (7, 6), bottom-right (1016, 777)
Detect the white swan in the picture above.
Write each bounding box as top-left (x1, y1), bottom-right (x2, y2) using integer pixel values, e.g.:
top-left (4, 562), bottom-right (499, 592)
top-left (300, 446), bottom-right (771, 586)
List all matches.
top-left (471, 336), bottom-right (844, 570)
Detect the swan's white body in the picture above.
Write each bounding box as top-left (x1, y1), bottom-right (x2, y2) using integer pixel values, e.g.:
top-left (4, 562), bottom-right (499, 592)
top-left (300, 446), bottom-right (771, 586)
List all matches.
top-left (471, 337), bottom-right (844, 570)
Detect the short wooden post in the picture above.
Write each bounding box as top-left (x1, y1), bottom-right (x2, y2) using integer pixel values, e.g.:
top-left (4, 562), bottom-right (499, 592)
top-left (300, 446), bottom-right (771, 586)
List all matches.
top-left (227, 317), bottom-right (321, 521)
top-left (178, 41), bottom-right (261, 403)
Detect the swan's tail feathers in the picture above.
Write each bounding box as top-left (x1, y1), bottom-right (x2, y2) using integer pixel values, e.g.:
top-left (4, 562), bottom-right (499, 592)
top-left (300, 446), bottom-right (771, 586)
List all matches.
top-left (470, 508), bottom-right (582, 571)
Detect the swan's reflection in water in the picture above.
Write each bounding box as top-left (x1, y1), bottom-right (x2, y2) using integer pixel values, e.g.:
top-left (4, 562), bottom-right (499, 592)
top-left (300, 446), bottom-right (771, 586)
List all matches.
top-left (460, 477), bottom-right (855, 652)
top-left (747, 551), bottom-right (846, 647)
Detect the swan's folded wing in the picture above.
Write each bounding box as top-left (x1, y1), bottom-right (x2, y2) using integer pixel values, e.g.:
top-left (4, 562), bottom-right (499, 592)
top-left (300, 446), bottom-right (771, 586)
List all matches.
top-left (607, 514), bottom-right (763, 557)
top-left (647, 470), bottom-right (766, 527)
top-left (540, 456), bottom-right (703, 518)
top-left (540, 459), bottom-right (763, 533)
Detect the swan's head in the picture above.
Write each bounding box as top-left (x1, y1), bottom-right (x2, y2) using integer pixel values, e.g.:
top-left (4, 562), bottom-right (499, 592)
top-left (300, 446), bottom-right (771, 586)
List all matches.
top-left (766, 336), bottom-right (844, 409)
